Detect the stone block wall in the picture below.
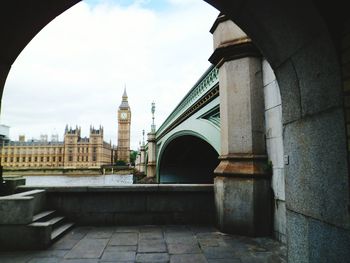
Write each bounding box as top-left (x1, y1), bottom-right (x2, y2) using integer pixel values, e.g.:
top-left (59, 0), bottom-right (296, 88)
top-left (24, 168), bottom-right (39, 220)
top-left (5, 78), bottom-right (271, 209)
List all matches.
top-left (262, 60), bottom-right (286, 243)
top-left (343, 19), bottom-right (350, 167)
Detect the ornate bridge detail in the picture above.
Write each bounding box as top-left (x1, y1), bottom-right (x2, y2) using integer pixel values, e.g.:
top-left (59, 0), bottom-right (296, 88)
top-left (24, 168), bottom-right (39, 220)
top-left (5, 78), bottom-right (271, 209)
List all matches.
top-left (156, 65), bottom-right (219, 140)
top-left (142, 65), bottom-right (222, 184)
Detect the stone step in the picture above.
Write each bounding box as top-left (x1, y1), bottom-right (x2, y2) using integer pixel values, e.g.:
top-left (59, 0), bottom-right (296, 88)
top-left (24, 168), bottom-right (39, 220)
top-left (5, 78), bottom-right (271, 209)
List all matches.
top-left (51, 222), bottom-right (74, 242)
top-left (32, 210), bottom-right (56, 222)
top-left (29, 216), bottom-right (64, 228)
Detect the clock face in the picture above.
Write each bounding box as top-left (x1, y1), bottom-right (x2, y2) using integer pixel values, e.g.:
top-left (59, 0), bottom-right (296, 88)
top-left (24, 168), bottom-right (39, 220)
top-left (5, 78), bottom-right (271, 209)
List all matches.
top-left (121, 112), bottom-right (127, 120)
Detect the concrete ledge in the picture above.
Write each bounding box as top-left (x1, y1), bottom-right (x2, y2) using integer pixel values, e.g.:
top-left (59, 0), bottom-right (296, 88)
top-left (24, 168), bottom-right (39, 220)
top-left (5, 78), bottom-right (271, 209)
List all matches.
top-left (18, 184), bottom-right (214, 192)
top-left (19, 185), bottom-right (215, 225)
top-left (0, 197), bottom-right (34, 224)
top-left (0, 189), bottom-right (46, 224)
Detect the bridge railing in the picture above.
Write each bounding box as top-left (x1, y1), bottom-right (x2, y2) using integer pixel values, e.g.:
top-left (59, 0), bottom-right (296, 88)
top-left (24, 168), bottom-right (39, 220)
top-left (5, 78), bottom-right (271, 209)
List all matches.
top-left (156, 65), bottom-right (219, 138)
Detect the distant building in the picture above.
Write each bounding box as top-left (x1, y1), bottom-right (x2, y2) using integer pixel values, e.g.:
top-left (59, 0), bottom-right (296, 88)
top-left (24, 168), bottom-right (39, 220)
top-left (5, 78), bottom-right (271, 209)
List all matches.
top-left (116, 89), bottom-right (131, 163)
top-left (0, 126), bottom-right (112, 169)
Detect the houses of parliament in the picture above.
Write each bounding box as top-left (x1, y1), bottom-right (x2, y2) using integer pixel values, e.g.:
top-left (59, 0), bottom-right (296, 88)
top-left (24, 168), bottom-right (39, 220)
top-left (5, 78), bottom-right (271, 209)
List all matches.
top-left (0, 91), bottom-right (131, 169)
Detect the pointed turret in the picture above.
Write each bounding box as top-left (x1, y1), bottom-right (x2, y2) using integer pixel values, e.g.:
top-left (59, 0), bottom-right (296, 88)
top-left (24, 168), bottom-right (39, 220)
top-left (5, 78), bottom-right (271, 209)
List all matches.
top-left (119, 87), bottom-right (130, 110)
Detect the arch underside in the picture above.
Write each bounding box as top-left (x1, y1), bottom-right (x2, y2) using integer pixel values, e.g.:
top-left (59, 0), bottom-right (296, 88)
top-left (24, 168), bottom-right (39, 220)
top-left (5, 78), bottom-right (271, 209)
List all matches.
top-left (159, 135), bottom-right (219, 183)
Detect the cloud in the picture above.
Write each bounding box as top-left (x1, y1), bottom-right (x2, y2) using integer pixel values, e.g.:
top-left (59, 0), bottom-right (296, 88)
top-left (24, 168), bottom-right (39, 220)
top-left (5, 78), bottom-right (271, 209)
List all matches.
top-left (0, 0), bottom-right (219, 150)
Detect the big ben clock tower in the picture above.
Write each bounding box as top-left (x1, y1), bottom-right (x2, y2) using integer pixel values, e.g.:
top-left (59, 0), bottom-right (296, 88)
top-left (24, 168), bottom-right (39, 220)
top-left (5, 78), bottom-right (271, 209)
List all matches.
top-left (117, 88), bottom-right (131, 163)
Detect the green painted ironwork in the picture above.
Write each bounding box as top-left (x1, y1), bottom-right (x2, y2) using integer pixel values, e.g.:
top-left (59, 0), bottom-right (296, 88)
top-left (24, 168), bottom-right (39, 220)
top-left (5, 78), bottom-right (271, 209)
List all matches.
top-left (156, 65), bottom-right (219, 138)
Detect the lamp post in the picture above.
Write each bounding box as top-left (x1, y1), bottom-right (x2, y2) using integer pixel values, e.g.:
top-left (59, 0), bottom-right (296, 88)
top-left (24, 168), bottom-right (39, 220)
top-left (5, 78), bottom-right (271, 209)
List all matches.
top-left (151, 101), bottom-right (156, 133)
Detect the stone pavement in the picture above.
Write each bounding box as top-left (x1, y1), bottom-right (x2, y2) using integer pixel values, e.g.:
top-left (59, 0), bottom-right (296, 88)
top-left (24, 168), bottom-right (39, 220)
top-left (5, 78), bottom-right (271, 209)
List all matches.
top-left (0, 225), bottom-right (286, 263)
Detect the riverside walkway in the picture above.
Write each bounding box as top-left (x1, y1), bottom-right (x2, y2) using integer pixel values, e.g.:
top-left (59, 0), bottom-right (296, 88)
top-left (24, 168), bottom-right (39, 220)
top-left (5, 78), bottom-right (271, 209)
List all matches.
top-left (0, 225), bottom-right (286, 263)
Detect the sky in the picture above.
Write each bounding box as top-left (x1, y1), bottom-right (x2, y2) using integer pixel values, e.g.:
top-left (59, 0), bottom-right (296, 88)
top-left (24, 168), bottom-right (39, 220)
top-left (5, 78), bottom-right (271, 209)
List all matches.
top-left (0, 0), bottom-right (219, 150)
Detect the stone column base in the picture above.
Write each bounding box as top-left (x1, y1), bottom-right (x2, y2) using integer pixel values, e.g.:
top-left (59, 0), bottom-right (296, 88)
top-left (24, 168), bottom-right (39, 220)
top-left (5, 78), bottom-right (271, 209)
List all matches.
top-left (146, 162), bottom-right (156, 178)
top-left (214, 155), bottom-right (272, 236)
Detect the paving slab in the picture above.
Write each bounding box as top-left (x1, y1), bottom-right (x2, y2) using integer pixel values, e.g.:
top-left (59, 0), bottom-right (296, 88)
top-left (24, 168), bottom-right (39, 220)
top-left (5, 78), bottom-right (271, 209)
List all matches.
top-left (168, 243), bottom-right (201, 254)
top-left (202, 246), bottom-right (236, 259)
top-left (51, 237), bottom-right (81, 250)
top-left (101, 250), bottom-right (136, 261)
top-left (170, 254), bottom-right (208, 263)
top-left (85, 228), bottom-right (114, 239)
top-left (60, 260), bottom-right (99, 263)
top-left (136, 252), bottom-right (170, 262)
top-left (109, 232), bottom-right (138, 246)
top-left (105, 245), bottom-right (137, 251)
top-left (27, 258), bottom-right (60, 263)
top-left (0, 225), bottom-right (286, 263)
top-left (139, 231), bottom-right (163, 240)
top-left (138, 239), bottom-right (167, 253)
top-left (115, 226), bottom-right (139, 233)
top-left (64, 238), bottom-right (109, 259)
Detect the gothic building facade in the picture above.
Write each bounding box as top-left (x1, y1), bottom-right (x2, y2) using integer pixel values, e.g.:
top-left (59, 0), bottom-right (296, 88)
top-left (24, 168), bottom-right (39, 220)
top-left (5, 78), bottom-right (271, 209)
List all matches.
top-left (0, 126), bottom-right (112, 169)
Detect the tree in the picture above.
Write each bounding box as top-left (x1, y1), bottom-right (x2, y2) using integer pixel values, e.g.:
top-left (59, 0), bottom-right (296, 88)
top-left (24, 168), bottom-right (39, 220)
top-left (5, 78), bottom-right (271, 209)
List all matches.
top-left (130, 150), bottom-right (138, 166)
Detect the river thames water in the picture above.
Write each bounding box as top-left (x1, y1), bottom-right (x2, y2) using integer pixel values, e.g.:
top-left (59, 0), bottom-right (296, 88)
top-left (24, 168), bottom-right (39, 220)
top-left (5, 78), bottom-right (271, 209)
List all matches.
top-left (23, 174), bottom-right (133, 186)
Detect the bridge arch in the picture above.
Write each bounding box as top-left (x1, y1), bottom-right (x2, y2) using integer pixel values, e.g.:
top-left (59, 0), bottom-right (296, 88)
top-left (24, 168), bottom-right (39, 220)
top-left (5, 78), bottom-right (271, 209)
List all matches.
top-left (157, 130), bottom-right (219, 183)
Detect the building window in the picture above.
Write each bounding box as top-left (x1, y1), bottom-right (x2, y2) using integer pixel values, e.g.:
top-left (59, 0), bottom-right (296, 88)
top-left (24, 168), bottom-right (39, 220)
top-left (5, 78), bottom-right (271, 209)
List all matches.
top-left (47, 157), bottom-right (50, 162)
top-left (22, 157), bottom-right (25, 162)
top-left (86, 156), bottom-right (88, 162)
top-left (28, 157), bottom-right (31, 162)
top-left (59, 157), bottom-right (62, 162)
top-left (53, 157), bottom-right (56, 162)
top-left (69, 156), bottom-right (73, 162)
top-left (77, 156), bottom-right (80, 162)
top-left (35, 157), bottom-right (37, 162)
top-left (93, 155), bottom-right (96, 162)
top-left (16, 157), bottom-right (19, 162)
top-left (4, 157), bottom-right (7, 162)
top-left (41, 157), bottom-right (44, 162)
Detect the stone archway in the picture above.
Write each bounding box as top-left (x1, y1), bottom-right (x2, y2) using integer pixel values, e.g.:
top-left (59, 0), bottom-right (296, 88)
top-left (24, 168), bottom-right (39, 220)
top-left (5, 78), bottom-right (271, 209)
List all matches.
top-left (158, 133), bottom-right (219, 183)
top-left (0, 1), bottom-right (349, 261)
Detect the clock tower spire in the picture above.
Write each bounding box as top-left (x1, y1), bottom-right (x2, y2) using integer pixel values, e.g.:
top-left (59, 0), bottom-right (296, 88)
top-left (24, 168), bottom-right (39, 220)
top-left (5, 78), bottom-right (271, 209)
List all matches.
top-left (117, 88), bottom-right (131, 164)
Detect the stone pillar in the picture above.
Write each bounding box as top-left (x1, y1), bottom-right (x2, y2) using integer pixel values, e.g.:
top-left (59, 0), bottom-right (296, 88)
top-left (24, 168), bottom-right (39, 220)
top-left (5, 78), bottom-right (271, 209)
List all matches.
top-left (146, 132), bottom-right (156, 178)
top-left (209, 15), bottom-right (271, 236)
top-left (139, 145), bottom-right (146, 173)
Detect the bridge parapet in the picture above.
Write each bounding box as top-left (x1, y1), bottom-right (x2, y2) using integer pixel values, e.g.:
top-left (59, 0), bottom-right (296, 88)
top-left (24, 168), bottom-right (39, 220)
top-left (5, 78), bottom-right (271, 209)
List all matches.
top-left (156, 65), bottom-right (219, 139)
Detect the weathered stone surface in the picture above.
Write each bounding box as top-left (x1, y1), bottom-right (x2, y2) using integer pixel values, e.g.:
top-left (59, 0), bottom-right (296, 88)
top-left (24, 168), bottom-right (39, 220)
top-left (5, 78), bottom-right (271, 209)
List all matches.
top-left (138, 240), bottom-right (167, 253)
top-left (168, 243), bottom-right (201, 254)
top-left (27, 258), bottom-right (59, 263)
top-left (271, 168), bottom-right (285, 200)
top-left (109, 233), bottom-right (138, 246)
top-left (287, 209), bottom-right (350, 263)
top-left (64, 238), bottom-right (108, 259)
top-left (219, 57), bottom-right (265, 155)
top-left (262, 59), bottom-right (276, 86)
top-left (202, 246), bottom-right (236, 259)
top-left (0, 197), bottom-right (34, 224)
top-left (273, 200), bottom-right (286, 244)
top-left (264, 81), bottom-right (281, 111)
top-left (60, 260), bottom-right (98, 263)
top-left (0, 225), bottom-right (286, 262)
top-left (214, 176), bottom-right (271, 236)
top-left (85, 228), bottom-right (114, 239)
top-left (170, 254), bottom-right (208, 263)
top-left (101, 251), bottom-right (135, 261)
top-left (284, 108), bottom-right (350, 228)
top-left (274, 60), bottom-right (302, 124)
top-left (292, 34), bottom-right (342, 117)
top-left (136, 253), bottom-right (169, 263)
top-left (265, 107), bottom-right (283, 139)
top-left (266, 137), bottom-right (284, 169)
top-left (105, 245), bottom-right (137, 252)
